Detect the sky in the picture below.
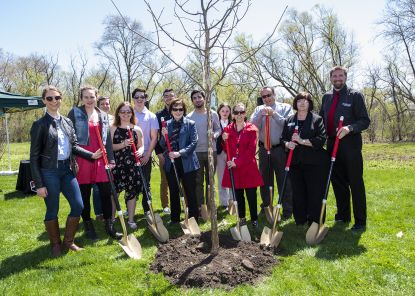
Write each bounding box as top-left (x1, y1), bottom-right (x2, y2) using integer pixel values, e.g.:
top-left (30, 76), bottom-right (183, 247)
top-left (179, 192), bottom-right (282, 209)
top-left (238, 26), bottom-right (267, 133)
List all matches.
top-left (0, 0), bottom-right (387, 75)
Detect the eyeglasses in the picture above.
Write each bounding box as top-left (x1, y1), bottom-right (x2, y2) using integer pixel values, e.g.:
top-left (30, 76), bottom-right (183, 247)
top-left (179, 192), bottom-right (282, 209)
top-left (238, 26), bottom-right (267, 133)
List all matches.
top-left (233, 110), bottom-right (246, 115)
top-left (172, 108), bottom-right (184, 112)
top-left (261, 94), bottom-right (273, 99)
top-left (119, 110), bottom-right (132, 114)
top-left (45, 96), bottom-right (62, 102)
top-left (134, 95), bottom-right (146, 100)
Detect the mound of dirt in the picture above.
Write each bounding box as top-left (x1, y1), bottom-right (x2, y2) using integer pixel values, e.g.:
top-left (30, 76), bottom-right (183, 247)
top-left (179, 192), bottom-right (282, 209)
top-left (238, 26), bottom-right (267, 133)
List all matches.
top-left (150, 232), bottom-right (278, 289)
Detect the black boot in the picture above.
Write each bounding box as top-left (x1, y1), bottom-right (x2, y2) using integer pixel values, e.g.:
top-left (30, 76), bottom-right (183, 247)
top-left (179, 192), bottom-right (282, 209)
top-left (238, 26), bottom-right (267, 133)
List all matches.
top-left (105, 219), bottom-right (122, 240)
top-left (84, 220), bottom-right (98, 240)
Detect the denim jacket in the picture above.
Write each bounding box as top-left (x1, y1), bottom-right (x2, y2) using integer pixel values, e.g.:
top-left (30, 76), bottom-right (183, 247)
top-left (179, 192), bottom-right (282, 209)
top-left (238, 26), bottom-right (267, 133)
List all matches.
top-left (68, 106), bottom-right (114, 162)
top-left (159, 117), bottom-right (200, 174)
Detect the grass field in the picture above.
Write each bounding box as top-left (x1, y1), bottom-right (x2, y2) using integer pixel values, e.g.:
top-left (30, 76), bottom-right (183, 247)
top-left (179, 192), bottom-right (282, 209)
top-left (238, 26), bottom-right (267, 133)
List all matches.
top-left (0, 142), bottom-right (414, 295)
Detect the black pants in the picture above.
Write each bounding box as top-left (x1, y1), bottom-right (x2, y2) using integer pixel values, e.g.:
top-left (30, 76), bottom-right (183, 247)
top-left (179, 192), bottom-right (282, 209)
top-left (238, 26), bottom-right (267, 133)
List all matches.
top-left (290, 163), bottom-right (328, 225)
top-left (235, 187), bottom-right (258, 221)
top-left (166, 158), bottom-right (199, 223)
top-left (258, 146), bottom-right (293, 217)
top-left (327, 135), bottom-right (367, 225)
top-left (80, 182), bottom-right (112, 221)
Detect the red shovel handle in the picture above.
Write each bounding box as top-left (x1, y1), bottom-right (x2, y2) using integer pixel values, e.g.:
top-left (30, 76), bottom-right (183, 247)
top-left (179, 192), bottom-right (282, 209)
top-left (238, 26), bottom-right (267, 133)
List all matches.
top-left (285, 126), bottom-right (298, 169)
top-left (127, 126), bottom-right (141, 165)
top-left (161, 118), bottom-right (172, 153)
top-left (225, 138), bottom-right (231, 161)
top-left (331, 116), bottom-right (344, 160)
top-left (93, 123), bottom-right (109, 167)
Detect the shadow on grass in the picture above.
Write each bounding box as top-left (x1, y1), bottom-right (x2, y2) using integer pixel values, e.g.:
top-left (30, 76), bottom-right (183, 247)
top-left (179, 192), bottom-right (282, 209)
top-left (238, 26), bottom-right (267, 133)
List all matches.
top-left (0, 245), bottom-right (51, 280)
top-left (4, 190), bottom-right (35, 200)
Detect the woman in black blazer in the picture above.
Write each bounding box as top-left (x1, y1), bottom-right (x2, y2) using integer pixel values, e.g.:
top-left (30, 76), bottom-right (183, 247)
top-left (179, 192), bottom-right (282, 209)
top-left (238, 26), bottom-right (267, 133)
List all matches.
top-left (281, 92), bottom-right (329, 225)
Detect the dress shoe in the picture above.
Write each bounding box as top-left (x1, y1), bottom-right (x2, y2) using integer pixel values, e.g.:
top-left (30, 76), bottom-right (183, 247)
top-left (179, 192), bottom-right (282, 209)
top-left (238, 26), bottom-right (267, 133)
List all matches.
top-left (351, 224), bottom-right (366, 232)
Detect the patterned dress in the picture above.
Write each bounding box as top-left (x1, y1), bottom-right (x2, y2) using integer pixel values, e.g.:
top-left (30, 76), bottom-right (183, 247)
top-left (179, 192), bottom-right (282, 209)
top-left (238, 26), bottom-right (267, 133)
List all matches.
top-left (111, 127), bottom-right (143, 200)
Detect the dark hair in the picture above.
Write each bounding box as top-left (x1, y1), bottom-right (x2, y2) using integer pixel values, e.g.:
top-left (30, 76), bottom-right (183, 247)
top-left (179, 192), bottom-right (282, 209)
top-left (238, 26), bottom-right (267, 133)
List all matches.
top-left (292, 92), bottom-right (314, 111)
top-left (163, 88), bottom-right (174, 96)
top-left (217, 102), bottom-right (232, 121)
top-left (131, 88), bottom-right (148, 99)
top-left (80, 85), bottom-right (98, 99)
top-left (330, 66), bottom-right (348, 77)
top-left (168, 98), bottom-right (187, 116)
top-left (42, 85), bottom-right (62, 99)
top-left (232, 103), bottom-right (247, 122)
top-left (97, 96), bottom-right (110, 106)
top-left (190, 90), bottom-right (205, 101)
top-left (113, 102), bottom-right (136, 127)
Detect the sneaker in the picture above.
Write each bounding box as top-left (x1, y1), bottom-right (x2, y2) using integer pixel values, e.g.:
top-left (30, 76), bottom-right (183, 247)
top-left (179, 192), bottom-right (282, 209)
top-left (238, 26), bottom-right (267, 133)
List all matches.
top-left (127, 221), bottom-right (137, 230)
top-left (251, 220), bottom-right (258, 228)
top-left (163, 207), bottom-right (171, 214)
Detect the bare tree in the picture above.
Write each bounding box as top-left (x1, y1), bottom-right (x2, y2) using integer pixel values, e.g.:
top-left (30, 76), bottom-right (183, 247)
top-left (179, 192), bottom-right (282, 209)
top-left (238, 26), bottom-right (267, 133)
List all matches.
top-left (65, 52), bottom-right (88, 106)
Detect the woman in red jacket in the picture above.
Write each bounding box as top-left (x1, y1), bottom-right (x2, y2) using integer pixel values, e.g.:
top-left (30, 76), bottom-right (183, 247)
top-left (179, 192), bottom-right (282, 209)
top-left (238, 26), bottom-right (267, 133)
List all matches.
top-left (222, 103), bottom-right (264, 227)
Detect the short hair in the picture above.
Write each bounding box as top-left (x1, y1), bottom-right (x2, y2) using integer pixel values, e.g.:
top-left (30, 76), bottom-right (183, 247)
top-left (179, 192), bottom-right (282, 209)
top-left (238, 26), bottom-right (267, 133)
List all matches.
top-left (330, 66), bottom-right (348, 77)
top-left (260, 86), bottom-right (275, 95)
top-left (113, 102), bottom-right (136, 127)
top-left (163, 88), bottom-right (174, 96)
top-left (232, 103), bottom-right (247, 122)
top-left (131, 88), bottom-right (148, 99)
top-left (168, 98), bottom-right (187, 116)
top-left (80, 85), bottom-right (98, 99)
top-left (292, 92), bottom-right (314, 111)
top-left (97, 96), bottom-right (110, 106)
top-left (217, 102), bottom-right (232, 121)
top-left (190, 90), bottom-right (205, 101)
top-left (42, 85), bottom-right (62, 99)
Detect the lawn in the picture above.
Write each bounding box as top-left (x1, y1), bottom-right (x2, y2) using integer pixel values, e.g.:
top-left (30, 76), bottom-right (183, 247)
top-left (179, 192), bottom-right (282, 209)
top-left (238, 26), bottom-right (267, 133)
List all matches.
top-left (0, 142), bottom-right (414, 295)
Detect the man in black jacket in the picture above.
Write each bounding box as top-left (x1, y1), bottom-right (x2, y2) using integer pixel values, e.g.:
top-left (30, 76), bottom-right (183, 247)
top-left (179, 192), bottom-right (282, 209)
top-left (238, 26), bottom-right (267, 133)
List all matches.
top-left (319, 66), bottom-right (370, 231)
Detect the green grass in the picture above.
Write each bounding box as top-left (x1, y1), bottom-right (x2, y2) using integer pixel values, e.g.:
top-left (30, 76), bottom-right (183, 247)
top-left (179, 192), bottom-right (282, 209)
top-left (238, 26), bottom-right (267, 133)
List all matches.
top-left (1, 142), bottom-right (414, 295)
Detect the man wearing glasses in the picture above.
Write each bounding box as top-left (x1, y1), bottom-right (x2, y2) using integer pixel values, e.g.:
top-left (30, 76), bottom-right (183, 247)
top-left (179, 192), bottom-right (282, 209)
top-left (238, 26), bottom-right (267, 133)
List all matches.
top-left (250, 86), bottom-right (294, 219)
top-left (132, 88), bottom-right (159, 201)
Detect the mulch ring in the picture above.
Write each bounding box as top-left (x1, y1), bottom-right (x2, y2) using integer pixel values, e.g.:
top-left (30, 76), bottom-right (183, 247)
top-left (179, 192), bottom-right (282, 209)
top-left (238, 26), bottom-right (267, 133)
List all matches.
top-left (150, 231), bottom-right (278, 289)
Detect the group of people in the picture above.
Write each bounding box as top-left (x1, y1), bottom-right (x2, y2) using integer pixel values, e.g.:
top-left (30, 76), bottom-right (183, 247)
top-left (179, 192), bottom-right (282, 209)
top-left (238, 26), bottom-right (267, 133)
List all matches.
top-left (30, 65), bottom-right (370, 257)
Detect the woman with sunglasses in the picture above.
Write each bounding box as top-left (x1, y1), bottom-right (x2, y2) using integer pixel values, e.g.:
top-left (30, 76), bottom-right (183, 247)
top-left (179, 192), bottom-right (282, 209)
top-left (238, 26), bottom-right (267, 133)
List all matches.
top-left (221, 103), bottom-right (264, 228)
top-left (159, 98), bottom-right (200, 225)
top-left (110, 102), bottom-right (144, 230)
top-left (30, 85), bottom-right (102, 257)
top-left (281, 92), bottom-right (329, 226)
top-left (68, 86), bottom-right (121, 240)
top-left (216, 103), bottom-right (232, 209)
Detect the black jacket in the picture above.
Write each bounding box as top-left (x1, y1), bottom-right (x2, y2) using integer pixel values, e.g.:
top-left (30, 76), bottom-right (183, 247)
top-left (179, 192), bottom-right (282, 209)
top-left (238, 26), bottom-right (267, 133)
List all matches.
top-left (319, 85), bottom-right (370, 137)
top-left (154, 107), bottom-right (171, 155)
top-left (281, 112), bottom-right (329, 166)
top-left (30, 113), bottom-right (93, 189)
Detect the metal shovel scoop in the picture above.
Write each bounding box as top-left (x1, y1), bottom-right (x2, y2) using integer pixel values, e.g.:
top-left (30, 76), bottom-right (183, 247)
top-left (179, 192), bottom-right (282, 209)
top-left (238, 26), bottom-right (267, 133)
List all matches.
top-left (200, 185), bottom-right (211, 221)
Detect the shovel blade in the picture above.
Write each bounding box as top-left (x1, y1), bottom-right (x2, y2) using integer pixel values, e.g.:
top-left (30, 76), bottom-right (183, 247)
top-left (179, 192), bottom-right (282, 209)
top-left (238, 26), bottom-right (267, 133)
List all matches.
top-left (269, 231), bottom-right (283, 248)
top-left (180, 217), bottom-right (201, 236)
top-left (264, 205), bottom-right (274, 224)
top-left (147, 218), bottom-right (169, 243)
top-left (260, 226), bottom-right (272, 246)
top-left (230, 226), bottom-right (242, 241)
top-left (200, 204), bottom-right (210, 221)
top-left (228, 200), bottom-right (237, 216)
top-left (240, 225), bottom-right (251, 242)
top-left (118, 234), bottom-right (142, 260)
top-left (306, 222), bottom-right (329, 245)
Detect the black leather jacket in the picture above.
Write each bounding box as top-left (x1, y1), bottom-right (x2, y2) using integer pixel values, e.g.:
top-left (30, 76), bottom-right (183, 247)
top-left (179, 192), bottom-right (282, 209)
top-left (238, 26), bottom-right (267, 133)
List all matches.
top-left (30, 113), bottom-right (93, 189)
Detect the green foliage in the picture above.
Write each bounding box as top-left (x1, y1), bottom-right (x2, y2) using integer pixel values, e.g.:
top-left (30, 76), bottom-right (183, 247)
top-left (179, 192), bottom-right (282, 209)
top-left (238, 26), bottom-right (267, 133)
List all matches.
top-left (0, 142), bottom-right (414, 295)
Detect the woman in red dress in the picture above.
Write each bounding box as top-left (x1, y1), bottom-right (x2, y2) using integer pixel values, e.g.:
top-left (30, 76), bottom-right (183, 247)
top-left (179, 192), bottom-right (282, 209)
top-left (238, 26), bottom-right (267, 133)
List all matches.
top-left (222, 103), bottom-right (264, 227)
top-left (68, 86), bottom-right (121, 240)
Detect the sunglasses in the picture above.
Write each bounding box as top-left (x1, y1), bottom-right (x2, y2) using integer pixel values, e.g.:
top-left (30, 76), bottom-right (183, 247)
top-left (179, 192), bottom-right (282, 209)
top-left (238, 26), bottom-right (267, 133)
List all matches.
top-left (119, 110), bottom-right (132, 114)
top-left (233, 110), bottom-right (246, 115)
top-left (261, 94), bottom-right (273, 99)
top-left (45, 96), bottom-right (62, 102)
top-left (134, 95), bottom-right (146, 100)
top-left (172, 108), bottom-right (184, 112)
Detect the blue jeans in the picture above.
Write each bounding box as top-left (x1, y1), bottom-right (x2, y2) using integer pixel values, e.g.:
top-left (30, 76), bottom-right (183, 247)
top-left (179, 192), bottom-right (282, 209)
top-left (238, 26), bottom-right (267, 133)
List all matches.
top-left (41, 162), bottom-right (84, 221)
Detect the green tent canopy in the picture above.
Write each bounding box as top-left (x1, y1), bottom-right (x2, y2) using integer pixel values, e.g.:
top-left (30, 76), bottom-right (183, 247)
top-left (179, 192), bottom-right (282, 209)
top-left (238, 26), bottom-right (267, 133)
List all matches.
top-left (0, 91), bottom-right (44, 116)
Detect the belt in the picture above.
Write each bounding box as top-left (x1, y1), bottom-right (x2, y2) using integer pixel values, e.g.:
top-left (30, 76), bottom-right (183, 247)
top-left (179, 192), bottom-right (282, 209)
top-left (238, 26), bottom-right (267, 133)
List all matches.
top-left (57, 159), bottom-right (70, 165)
top-left (258, 141), bottom-right (281, 149)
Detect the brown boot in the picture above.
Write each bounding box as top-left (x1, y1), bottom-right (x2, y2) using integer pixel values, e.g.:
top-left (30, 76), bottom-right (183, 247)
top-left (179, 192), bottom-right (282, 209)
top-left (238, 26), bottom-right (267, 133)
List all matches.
top-left (44, 220), bottom-right (62, 257)
top-left (63, 216), bottom-right (84, 251)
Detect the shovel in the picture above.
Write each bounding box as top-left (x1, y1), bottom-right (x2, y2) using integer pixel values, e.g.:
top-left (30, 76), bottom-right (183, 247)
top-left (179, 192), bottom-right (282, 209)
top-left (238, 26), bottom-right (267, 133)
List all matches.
top-left (200, 184), bottom-right (210, 221)
top-left (260, 126), bottom-right (297, 248)
top-left (161, 118), bottom-right (201, 236)
top-left (225, 139), bottom-right (251, 242)
top-left (306, 116), bottom-right (344, 245)
top-left (93, 123), bottom-right (142, 260)
top-left (263, 114), bottom-right (276, 224)
top-left (127, 126), bottom-right (169, 243)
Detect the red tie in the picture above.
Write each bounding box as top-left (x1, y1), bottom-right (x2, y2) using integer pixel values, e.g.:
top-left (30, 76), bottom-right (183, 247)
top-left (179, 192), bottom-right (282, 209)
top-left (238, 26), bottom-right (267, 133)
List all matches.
top-left (327, 91), bottom-right (340, 137)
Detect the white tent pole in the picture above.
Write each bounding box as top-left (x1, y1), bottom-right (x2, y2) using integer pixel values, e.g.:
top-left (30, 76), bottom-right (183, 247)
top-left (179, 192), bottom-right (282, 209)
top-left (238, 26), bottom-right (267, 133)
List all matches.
top-left (5, 113), bottom-right (11, 171)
